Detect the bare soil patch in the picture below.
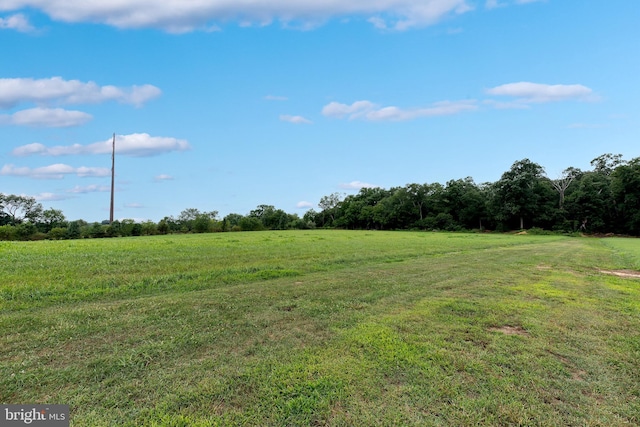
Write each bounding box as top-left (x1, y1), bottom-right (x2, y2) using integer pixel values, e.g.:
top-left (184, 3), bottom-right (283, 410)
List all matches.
top-left (598, 269), bottom-right (640, 278)
top-left (489, 325), bottom-right (529, 336)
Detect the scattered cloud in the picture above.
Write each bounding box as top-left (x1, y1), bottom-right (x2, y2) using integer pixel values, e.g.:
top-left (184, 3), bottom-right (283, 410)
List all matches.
top-left (0, 107), bottom-right (93, 127)
top-left (296, 201), bottom-right (314, 209)
top-left (34, 192), bottom-right (72, 201)
top-left (486, 0), bottom-right (544, 8)
top-left (12, 133), bottom-right (190, 157)
top-left (0, 13), bottom-right (35, 32)
top-left (1, 163), bottom-right (109, 179)
top-left (485, 0), bottom-right (504, 9)
top-left (322, 99), bottom-right (477, 121)
top-left (265, 95), bottom-right (288, 101)
top-left (486, 82), bottom-right (595, 103)
top-left (67, 184), bottom-right (111, 193)
top-left (0, 77), bottom-right (161, 109)
top-left (125, 203), bottom-right (144, 208)
top-left (0, 0), bottom-right (474, 32)
top-left (154, 174), bottom-right (174, 182)
top-left (339, 180), bottom-right (378, 190)
top-left (280, 114), bottom-right (312, 124)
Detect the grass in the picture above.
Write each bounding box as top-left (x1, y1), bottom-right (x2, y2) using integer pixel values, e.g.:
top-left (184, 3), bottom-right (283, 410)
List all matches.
top-left (1, 230), bottom-right (639, 425)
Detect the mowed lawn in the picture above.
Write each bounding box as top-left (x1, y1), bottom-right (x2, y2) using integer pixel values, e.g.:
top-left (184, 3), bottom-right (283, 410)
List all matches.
top-left (1, 231), bottom-right (639, 426)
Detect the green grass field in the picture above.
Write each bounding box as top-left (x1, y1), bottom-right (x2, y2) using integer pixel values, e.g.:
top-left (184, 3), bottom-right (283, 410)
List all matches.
top-left (1, 231), bottom-right (639, 426)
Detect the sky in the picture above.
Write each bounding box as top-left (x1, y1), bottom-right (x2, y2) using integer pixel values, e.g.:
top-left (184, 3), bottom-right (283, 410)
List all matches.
top-left (1, 1), bottom-right (638, 222)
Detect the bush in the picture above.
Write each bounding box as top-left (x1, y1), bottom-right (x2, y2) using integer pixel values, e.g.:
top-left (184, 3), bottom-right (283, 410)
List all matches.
top-left (527, 227), bottom-right (555, 236)
top-left (0, 225), bottom-right (17, 241)
top-left (16, 223), bottom-right (37, 240)
top-left (67, 221), bottom-right (83, 239)
top-left (48, 227), bottom-right (68, 240)
top-left (238, 217), bottom-right (264, 231)
top-left (141, 221), bottom-right (157, 236)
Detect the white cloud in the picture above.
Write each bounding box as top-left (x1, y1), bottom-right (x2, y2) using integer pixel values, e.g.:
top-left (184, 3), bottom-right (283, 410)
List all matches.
top-left (0, 107), bottom-right (92, 127)
top-left (486, 82), bottom-right (595, 103)
top-left (265, 95), bottom-right (288, 101)
top-left (125, 203), bottom-right (144, 208)
top-left (485, 0), bottom-right (504, 9)
top-left (0, 1), bottom-right (473, 32)
top-left (322, 100), bottom-right (377, 119)
top-left (0, 13), bottom-right (34, 32)
top-left (0, 77), bottom-right (161, 109)
top-left (486, 0), bottom-right (543, 8)
top-left (322, 99), bottom-right (477, 121)
top-left (34, 192), bottom-right (71, 201)
top-left (12, 133), bottom-right (190, 157)
top-left (154, 174), bottom-right (174, 181)
top-left (280, 114), bottom-right (312, 124)
top-left (339, 180), bottom-right (378, 190)
top-left (67, 184), bottom-right (111, 193)
top-left (1, 163), bottom-right (109, 179)
top-left (296, 201), bottom-right (314, 209)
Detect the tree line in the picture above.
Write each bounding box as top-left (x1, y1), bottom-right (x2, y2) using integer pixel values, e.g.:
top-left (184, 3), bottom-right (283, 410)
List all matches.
top-left (1, 153), bottom-right (639, 241)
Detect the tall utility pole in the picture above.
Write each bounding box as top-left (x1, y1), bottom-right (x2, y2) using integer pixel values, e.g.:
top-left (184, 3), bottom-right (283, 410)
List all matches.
top-left (109, 133), bottom-right (115, 224)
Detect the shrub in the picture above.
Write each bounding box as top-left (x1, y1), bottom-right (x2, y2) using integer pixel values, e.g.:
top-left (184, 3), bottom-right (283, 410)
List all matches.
top-left (0, 225), bottom-right (16, 241)
top-left (16, 223), bottom-right (37, 240)
top-left (48, 227), bottom-right (68, 240)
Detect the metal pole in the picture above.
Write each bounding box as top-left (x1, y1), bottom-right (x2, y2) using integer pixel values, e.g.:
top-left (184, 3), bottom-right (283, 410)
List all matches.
top-left (110, 133), bottom-right (115, 224)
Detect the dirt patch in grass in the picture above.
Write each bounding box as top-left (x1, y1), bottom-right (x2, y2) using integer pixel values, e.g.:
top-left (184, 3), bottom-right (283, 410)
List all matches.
top-left (598, 269), bottom-right (640, 278)
top-left (488, 325), bottom-right (529, 336)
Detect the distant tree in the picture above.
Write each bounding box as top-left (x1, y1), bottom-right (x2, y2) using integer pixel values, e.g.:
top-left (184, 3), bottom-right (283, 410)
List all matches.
top-left (590, 153), bottom-right (625, 176)
top-left (193, 214), bottom-right (211, 233)
top-left (564, 172), bottom-right (614, 232)
top-left (493, 159), bottom-right (549, 230)
top-left (611, 157), bottom-right (640, 234)
top-left (38, 208), bottom-right (67, 233)
top-left (238, 216), bottom-right (264, 231)
top-left (302, 209), bottom-right (319, 228)
top-left (442, 178), bottom-right (487, 229)
top-left (335, 187), bottom-right (389, 229)
top-left (89, 222), bottom-right (107, 238)
top-left (0, 194), bottom-right (43, 225)
top-left (178, 208), bottom-right (201, 232)
top-left (318, 193), bottom-right (343, 226)
top-left (224, 213), bottom-right (244, 229)
top-left (141, 220), bottom-right (158, 236)
top-left (549, 167), bottom-right (582, 210)
top-left (66, 221), bottom-right (83, 239)
top-left (157, 219), bottom-right (170, 234)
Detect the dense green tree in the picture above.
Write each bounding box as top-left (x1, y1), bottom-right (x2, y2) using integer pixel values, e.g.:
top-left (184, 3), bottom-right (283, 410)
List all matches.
top-left (38, 208), bottom-right (66, 233)
top-left (493, 159), bottom-right (550, 229)
top-left (318, 193), bottom-right (343, 227)
top-left (224, 213), bottom-right (244, 229)
top-left (442, 178), bottom-right (487, 229)
top-left (239, 216), bottom-right (264, 231)
top-left (611, 157), bottom-right (640, 234)
top-left (66, 221), bottom-right (83, 239)
top-left (335, 187), bottom-right (389, 229)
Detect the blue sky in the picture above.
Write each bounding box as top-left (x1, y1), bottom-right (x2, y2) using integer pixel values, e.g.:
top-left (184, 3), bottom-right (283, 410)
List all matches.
top-left (1, 1), bottom-right (638, 222)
